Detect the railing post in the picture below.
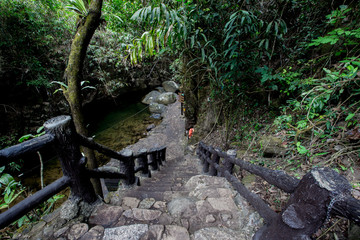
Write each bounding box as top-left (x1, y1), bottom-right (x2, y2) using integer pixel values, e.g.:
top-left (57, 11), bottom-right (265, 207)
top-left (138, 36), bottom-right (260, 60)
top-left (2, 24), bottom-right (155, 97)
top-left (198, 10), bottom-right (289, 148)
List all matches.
top-left (209, 149), bottom-right (220, 176)
top-left (119, 149), bottom-right (137, 186)
top-left (224, 149), bottom-right (236, 175)
top-left (149, 148), bottom-right (158, 170)
top-left (255, 167), bottom-right (358, 239)
top-left (44, 115), bottom-right (97, 203)
top-left (203, 148), bottom-right (211, 173)
top-left (155, 148), bottom-right (163, 166)
top-left (137, 148), bottom-right (151, 177)
top-left (158, 146), bottom-right (166, 164)
top-left (198, 143), bottom-right (205, 164)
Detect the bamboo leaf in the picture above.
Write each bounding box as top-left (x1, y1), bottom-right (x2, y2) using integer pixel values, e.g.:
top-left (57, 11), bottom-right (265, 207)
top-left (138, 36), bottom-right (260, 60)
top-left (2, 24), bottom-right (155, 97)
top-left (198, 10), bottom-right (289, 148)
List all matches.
top-left (266, 21), bottom-right (273, 34)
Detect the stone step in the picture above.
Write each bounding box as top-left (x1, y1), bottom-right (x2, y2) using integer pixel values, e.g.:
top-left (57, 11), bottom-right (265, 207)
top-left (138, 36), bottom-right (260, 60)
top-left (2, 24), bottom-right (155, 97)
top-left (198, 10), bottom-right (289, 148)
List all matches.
top-left (139, 182), bottom-right (183, 188)
top-left (133, 185), bottom-right (184, 192)
top-left (151, 174), bottom-right (197, 180)
top-left (124, 190), bottom-right (190, 201)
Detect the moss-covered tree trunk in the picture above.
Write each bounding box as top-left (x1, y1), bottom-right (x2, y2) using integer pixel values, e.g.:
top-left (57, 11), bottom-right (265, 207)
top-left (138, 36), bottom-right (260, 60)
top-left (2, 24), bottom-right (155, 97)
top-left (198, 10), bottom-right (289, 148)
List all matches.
top-left (63, 0), bottom-right (103, 197)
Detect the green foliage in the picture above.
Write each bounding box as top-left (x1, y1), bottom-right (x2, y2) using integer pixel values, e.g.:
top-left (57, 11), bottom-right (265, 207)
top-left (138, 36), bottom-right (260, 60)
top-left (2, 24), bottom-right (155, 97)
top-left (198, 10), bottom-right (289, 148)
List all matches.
top-left (308, 5), bottom-right (360, 59)
top-left (128, 3), bottom-right (186, 64)
top-left (66, 0), bottom-right (88, 17)
top-left (0, 0), bottom-right (74, 103)
top-left (50, 80), bottom-right (96, 94)
top-left (103, 0), bottom-right (142, 32)
top-left (18, 127), bottom-right (45, 143)
top-left (0, 166), bottom-right (24, 210)
top-left (296, 142), bottom-right (309, 156)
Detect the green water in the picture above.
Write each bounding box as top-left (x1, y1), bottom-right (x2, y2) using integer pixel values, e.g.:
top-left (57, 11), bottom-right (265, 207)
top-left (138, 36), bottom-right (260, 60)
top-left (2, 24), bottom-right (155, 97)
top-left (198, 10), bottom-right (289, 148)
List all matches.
top-left (92, 102), bottom-right (160, 164)
top-left (22, 102), bottom-right (160, 190)
top-left (93, 103), bottom-right (149, 135)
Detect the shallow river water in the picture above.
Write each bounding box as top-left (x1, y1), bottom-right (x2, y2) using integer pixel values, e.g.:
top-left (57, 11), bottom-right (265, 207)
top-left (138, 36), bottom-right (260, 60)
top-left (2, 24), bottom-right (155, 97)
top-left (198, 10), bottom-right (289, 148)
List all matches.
top-left (21, 102), bottom-right (160, 192)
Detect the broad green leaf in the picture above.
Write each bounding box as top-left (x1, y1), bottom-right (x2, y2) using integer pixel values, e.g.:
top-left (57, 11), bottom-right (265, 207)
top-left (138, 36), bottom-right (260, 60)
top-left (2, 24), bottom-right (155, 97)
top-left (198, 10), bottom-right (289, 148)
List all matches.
top-left (345, 113), bottom-right (355, 121)
top-left (18, 134), bottom-right (34, 143)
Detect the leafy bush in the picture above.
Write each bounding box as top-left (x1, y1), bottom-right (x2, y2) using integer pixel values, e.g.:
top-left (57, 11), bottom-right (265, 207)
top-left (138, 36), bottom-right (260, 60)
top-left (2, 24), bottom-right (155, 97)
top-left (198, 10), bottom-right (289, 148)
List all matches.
top-left (0, 0), bottom-right (74, 102)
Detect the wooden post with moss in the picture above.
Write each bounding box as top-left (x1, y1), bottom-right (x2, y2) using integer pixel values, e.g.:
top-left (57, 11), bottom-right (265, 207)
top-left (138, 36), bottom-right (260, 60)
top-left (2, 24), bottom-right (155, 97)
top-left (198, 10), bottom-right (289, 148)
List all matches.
top-left (44, 115), bottom-right (97, 203)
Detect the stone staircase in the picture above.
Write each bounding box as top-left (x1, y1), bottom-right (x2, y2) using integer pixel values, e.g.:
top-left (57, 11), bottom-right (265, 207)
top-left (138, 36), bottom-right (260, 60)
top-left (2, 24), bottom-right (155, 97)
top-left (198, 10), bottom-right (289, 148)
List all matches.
top-left (116, 154), bottom-right (202, 202)
top-left (13, 101), bottom-right (263, 240)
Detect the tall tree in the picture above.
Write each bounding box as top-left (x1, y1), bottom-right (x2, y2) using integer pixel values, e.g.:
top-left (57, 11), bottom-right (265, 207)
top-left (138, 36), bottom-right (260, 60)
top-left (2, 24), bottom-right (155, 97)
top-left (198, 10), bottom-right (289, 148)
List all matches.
top-left (63, 0), bottom-right (103, 197)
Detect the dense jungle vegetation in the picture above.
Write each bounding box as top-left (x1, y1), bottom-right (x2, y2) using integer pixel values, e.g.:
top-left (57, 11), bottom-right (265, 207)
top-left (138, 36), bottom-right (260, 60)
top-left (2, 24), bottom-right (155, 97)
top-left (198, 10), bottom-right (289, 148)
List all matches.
top-left (1, 0), bottom-right (360, 238)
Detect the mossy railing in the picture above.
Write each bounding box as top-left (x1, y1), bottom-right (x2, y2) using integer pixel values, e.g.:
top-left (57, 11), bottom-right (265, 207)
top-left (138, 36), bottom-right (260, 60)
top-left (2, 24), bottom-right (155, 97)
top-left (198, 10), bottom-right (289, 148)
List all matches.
top-left (0, 115), bottom-right (166, 229)
top-left (197, 141), bottom-right (360, 240)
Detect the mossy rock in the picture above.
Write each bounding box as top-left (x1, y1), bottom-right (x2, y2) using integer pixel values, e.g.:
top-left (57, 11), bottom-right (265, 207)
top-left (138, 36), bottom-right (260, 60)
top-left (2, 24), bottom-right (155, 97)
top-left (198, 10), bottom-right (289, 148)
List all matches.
top-left (259, 135), bottom-right (287, 157)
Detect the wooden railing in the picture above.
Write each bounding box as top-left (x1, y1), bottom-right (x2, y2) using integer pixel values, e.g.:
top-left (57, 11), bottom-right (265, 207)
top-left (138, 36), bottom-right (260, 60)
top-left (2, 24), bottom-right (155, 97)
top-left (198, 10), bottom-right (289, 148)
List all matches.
top-left (197, 141), bottom-right (360, 240)
top-left (0, 115), bottom-right (166, 229)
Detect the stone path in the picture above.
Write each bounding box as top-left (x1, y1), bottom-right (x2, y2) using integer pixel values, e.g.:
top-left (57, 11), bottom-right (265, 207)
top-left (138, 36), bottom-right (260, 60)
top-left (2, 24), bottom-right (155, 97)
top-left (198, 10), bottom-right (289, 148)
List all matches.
top-left (14, 102), bottom-right (263, 240)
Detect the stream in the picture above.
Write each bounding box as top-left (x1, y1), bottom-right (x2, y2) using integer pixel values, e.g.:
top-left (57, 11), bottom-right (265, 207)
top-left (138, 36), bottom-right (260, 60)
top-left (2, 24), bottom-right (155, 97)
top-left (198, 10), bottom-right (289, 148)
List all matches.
top-left (20, 102), bottom-right (160, 193)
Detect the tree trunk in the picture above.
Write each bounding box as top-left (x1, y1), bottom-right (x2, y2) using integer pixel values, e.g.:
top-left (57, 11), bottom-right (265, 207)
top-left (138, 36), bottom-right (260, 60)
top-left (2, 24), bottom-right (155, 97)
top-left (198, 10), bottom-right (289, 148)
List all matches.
top-left (63, 0), bottom-right (103, 197)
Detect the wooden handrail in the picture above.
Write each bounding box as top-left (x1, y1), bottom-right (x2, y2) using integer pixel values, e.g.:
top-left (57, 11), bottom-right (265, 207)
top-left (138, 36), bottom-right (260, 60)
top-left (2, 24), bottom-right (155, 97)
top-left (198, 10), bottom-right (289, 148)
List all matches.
top-left (78, 134), bottom-right (126, 161)
top-left (0, 134), bottom-right (54, 164)
top-left (198, 141), bottom-right (299, 193)
top-left (0, 115), bottom-right (167, 229)
top-left (212, 160), bottom-right (277, 222)
top-left (0, 176), bottom-right (70, 229)
top-left (197, 141), bottom-right (360, 239)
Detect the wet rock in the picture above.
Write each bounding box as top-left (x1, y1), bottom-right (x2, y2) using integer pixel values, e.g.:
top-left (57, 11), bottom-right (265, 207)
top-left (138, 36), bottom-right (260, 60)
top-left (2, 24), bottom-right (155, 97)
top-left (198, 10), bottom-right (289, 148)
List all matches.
top-left (79, 225), bottom-right (104, 240)
top-left (142, 91), bottom-right (161, 105)
top-left (54, 226), bottom-right (69, 238)
top-left (205, 214), bottom-right (216, 223)
top-left (259, 135), bottom-right (287, 157)
top-left (155, 86), bottom-right (165, 93)
top-left (192, 227), bottom-right (246, 240)
top-left (43, 225), bottom-right (54, 238)
top-left (122, 197), bottom-right (140, 209)
top-left (89, 204), bottom-right (124, 227)
top-left (60, 198), bottom-right (80, 220)
top-left (185, 175), bottom-right (232, 190)
top-left (158, 213), bottom-right (174, 225)
top-left (149, 102), bottom-right (167, 114)
top-left (184, 175), bottom-right (263, 236)
top-left (162, 81), bottom-right (179, 93)
top-left (132, 208), bottom-right (162, 221)
top-left (67, 223), bottom-right (88, 240)
top-left (141, 225), bottom-right (165, 239)
top-left (207, 197), bottom-right (238, 212)
top-left (103, 224), bottom-right (148, 240)
top-left (168, 198), bottom-right (197, 218)
top-left (181, 218), bottom-right (190, 229)
top-left (153, 201), bottom-right (167, 209)
top-left (139, 198), bottom-right (156, 209)
top-left (123, 209), bottom-right (134, 219)
top-left (157, 92), bottom-right (177, 105)
top-left (31, 221), bottom-right (46, 234)
top-left (41, 208), bottom-right (61, 223)
top-left (163, 225), bottom-right (190, 240)
top-left (150, 113), bottom-right (162, 119)
top-left (146, 124), bottom-right (156, 132)
top-left (189, 187), bottom-right (234, 200)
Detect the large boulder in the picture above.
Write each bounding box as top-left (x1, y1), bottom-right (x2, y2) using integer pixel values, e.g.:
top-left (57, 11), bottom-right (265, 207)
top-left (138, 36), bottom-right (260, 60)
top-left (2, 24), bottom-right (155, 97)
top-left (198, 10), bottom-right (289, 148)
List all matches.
top-left (157, 92), bottom-right (177, 105)
top-left (162, 81), bottom-right (179, 93)
top-left (149, 102), bottom-right (166, 114)
top-left (142, 91), bottom-right (161, 105)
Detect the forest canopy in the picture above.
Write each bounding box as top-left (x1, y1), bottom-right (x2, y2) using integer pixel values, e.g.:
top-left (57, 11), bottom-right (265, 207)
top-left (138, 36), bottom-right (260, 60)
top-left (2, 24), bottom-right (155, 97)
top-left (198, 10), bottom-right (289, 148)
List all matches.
top-left (1, 0), bottom-right (360, 238)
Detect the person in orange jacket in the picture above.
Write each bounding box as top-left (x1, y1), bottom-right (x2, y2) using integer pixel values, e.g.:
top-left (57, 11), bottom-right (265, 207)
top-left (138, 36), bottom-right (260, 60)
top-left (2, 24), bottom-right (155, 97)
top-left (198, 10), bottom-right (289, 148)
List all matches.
top-left (188, 128), bottom-right (194, 139)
